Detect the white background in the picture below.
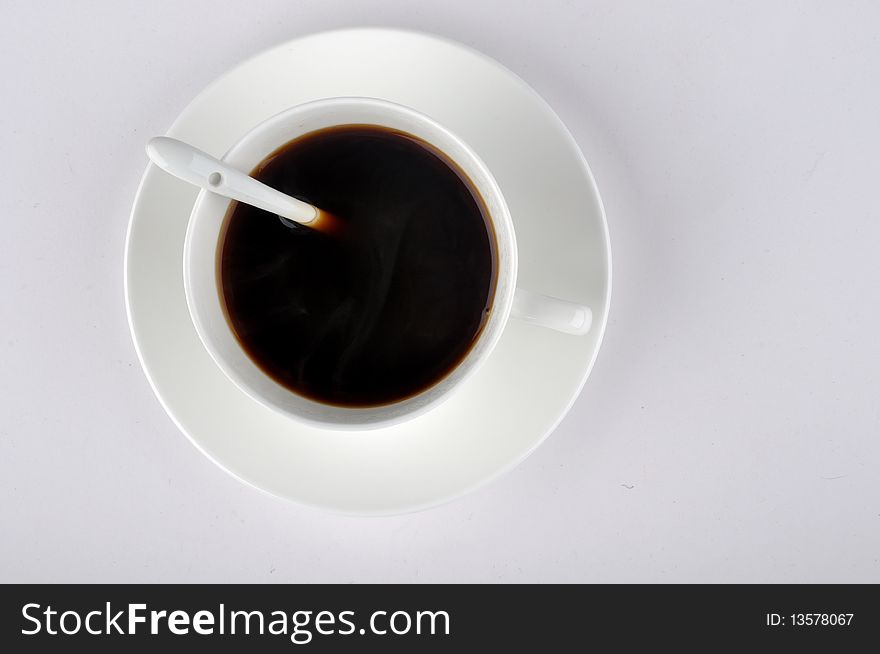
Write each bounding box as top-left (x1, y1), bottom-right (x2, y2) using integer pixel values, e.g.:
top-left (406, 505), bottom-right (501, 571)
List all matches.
top-left (2, 0), bottom-right (879, 582)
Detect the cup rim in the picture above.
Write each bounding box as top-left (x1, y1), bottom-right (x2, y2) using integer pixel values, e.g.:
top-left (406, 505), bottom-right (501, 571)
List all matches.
top-left (183, 97), bottom-right (518, 429)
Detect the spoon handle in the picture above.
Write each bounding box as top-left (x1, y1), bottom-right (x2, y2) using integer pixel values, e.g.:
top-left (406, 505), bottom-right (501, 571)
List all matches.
top-left (146, 137), bottom-right (317, 225)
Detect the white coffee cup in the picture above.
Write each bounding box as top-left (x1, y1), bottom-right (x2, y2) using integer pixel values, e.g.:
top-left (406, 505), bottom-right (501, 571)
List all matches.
top-left (184, 97), bottom-right (591, 429)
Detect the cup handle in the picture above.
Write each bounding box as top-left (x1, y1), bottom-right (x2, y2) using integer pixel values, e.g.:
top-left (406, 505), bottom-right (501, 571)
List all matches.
top-left (510, 288), bottom-right (593, 336)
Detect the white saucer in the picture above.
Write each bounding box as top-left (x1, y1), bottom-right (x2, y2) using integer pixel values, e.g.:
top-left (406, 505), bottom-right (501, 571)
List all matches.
top-left (125, 28), bottom-right (611, 515)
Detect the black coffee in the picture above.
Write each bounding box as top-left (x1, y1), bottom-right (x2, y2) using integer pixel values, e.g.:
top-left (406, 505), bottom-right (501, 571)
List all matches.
top-left (219, 125), bottom-right (496, 407)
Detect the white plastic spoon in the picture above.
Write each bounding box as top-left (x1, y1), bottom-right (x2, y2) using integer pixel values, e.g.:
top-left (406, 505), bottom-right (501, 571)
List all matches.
top-left (146, 137), bottom-right (339, 233)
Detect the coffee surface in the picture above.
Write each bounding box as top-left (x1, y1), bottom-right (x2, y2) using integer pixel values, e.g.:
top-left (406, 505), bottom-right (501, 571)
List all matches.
top-left (220, 125), bottom-right (496, 407)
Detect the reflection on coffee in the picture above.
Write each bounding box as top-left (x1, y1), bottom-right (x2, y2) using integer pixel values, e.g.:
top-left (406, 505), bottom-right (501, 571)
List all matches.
top-left (219, 125), bottom-right (497, 407)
